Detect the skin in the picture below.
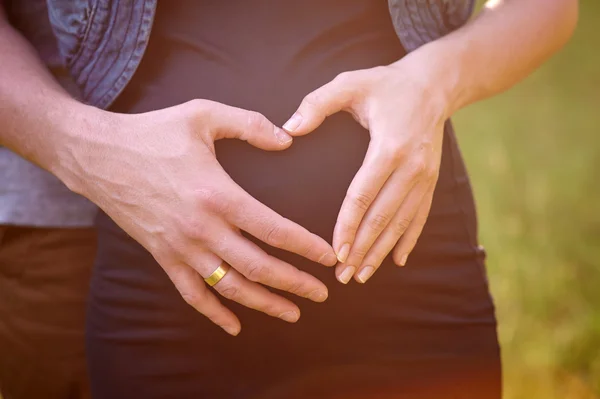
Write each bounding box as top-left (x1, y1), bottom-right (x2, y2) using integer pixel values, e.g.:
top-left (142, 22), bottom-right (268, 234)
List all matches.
top-left (0, 0), bottom-right (578, 332)
top-left (283, 0), bottom-right (579, 284)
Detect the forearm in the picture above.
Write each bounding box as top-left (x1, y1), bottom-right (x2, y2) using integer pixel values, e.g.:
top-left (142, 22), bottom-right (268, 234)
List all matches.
top-left (0, 6), bottom-right (101, 184)
top-left (407, 0), bottom-right (578, 115)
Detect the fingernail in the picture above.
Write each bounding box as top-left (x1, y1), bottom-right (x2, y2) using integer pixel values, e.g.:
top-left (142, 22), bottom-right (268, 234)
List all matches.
top-left (278, 311), bottom-right (300, 323)
top-left (318, 252), bottom-right (338, 267)
top-left (308, 289), bottom-right (328, 302)
top-left (223, 325), bottom-right (240, 336)
top-left (356, 266), bottom-right (375, 283)
top-left (283, 113), bottom-right (303, 132)
top-left (338, 266), bottom-right (356, 284)
top-left (400, 254), bottom-right (408, 267)
top-left (336, 243), bottom-right (350, 263)
top-left (274, 127), bottom-right (293, 144)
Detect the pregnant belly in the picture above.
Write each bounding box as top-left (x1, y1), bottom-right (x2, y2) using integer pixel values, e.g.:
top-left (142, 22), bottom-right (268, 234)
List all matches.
top-left (216, 111), bottom-right (369, 240)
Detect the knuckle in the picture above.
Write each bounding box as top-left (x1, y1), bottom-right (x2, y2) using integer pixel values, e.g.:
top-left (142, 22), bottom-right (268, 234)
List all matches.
top-left (158, 231), bottom-right (186, 264)
top-left (368, 213), bottom-right (391, 231)
top-left (425, 166), bottom-right (439, 180)
top-left (185, 99), bottom-right (211, 117)
top-left (177, 217), bottom-right (209, 242)
top-left (258, 302), bottom-right (279, 317)
top-left (391, 218), bottom-right (411, 235)
top-left (263, 223), bottom-right (288, 248)
top-left (242, 257), bottom-right (273, 283)
top-left (302, 92), bottom-right (322, 109)
top-left (409, 157), bottom-right (428, 176)
top-left (349, 191), bottom-right (373, 212)
top-left (285, 275), bottom-right (306, 296)
top-left (378, 142), bottom-right (404, 164)
top-left (246, 111), bottom-right (270, 134)
top-left (181, 290), bottom-right (207, 309)
top-left (336, 218), bottom-right (360, 236)
top-left (364, 255), bottom-right (384, 269)
top-left (391, 144), bottom-right (407, 163)
top-left (299, 242), bottom-right (316, 260)
top-left (333, 71), bottom-right (352, 85)
top-left (218, 283), bottom-right (241, 301)
top-left (369, 65), bottom-right (388, 77)
top-left (245, 260), bottom-right (268, 282)
top-left (350, 248), bottom-right (368, 260)
top-left (210, 237), bottom-right (230, 256)
top-left (196, 189), bottom-right (233, 215)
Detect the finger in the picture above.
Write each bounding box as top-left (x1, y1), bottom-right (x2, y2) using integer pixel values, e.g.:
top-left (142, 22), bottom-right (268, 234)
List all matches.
top-left (192, 100), bottom-right (294, 150)
top-left (164, 261), bottom-right (241, 336)
top-left (202, 226), bottom-right (329, 303)
top-left (351, 186), bottom-right (427, 284)
top-left (282, 72), bottom-right (358, 136)
top-left (222, 186), bottom-right (337, 267)
top-left (190, 254), bottom-right (301, 322)
top-left (342, 169), bottom-right (416, 277)
top-left (332, 142), bottom-right (398, 264)
top-left (392, 188), bottom-right (435, 267)
top-left (210, 265), bottom-right (302, 323)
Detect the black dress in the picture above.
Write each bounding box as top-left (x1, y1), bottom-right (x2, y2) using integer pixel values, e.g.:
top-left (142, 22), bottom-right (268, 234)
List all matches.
top-left (87, 1), bottom-right (501, 398)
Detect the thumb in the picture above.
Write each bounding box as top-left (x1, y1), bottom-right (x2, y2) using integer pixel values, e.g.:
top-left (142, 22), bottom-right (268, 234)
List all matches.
top-left (202, 101), bottom-right (293, 151)
top-left (282, 73), bottom-right (356, 137)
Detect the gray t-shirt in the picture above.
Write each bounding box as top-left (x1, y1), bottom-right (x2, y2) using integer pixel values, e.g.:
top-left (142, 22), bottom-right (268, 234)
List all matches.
top-left (0, 0), bottom-right (97, 227)
top-left (0, 148), bottom-right (97, 227)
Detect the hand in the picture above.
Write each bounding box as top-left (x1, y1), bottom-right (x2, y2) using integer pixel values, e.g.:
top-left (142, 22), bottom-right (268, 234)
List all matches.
top-left (283, 59), bottom-right (447, 284)
top-left (62, 100), bottom-right (337, 335)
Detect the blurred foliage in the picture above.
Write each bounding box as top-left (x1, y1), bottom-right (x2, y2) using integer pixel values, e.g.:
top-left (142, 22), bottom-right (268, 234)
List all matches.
top-left (453, 0), bottom-right (600, 397)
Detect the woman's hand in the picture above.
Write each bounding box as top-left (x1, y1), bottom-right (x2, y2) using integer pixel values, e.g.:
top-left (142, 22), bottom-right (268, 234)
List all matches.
top-left (281, 0), bottom-right (579, 286)
top-left (283, 57), bottom-right (448, 284)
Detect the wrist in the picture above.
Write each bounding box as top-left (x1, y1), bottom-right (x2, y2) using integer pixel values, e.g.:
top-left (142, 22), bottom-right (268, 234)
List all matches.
top-left (393, 39), bottom-right (471, 119)
top-left (47, 101), bottom-right (117, 196)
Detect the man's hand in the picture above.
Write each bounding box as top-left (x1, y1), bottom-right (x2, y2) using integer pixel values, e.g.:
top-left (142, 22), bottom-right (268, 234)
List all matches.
top-left (0, 11), bottom-right (336, 335)
top-left (282, 59), bottom-right (447, 284)
top-left (60, 100), bottom-right (337, 335)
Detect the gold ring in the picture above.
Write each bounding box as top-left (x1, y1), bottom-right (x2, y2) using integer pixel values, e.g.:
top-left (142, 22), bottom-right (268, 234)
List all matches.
top-left (204, 262), bottom-right (230, 287)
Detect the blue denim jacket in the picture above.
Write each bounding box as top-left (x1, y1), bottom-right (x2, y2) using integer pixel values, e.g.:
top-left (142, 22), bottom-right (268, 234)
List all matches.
top-left (41, 0), bottom-right (475, 110)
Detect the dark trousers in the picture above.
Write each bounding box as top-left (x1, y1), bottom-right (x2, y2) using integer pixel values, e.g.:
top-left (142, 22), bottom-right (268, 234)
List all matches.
top-left (0, 226), bottom-right (96, 399)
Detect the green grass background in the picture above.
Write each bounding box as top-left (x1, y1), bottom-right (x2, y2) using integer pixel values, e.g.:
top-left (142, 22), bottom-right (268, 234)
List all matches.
top-left (453, 0), bottom-right (600, 397)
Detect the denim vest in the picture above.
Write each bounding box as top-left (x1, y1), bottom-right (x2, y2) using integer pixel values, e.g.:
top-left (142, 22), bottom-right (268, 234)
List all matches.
top-left (11, 0), bottom-right (475, 110)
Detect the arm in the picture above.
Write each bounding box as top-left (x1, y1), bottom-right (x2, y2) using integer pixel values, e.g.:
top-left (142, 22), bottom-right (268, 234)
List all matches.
top-left (0, 2), bottom-right (92, 175)
top-left (0, 4), bottom-right (337, 334)
top-left (284, 0), bottom-right (578, 283)
top-left (419, 0), bottom-right (579, 115)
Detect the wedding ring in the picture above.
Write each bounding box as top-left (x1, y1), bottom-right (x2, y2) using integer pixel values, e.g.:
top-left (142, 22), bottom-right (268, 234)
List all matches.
top-left (204, 262), bottom-right (231, 287)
